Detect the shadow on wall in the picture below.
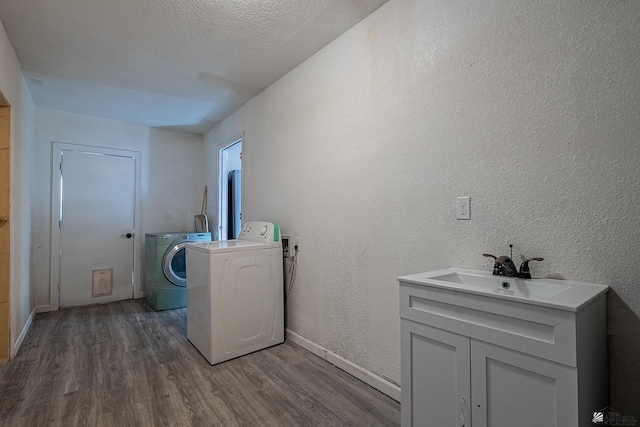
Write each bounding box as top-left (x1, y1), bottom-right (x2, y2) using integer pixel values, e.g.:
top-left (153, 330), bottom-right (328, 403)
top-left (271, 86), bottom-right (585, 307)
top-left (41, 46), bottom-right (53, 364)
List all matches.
top-left (607, 290), bottom-right (640, 415)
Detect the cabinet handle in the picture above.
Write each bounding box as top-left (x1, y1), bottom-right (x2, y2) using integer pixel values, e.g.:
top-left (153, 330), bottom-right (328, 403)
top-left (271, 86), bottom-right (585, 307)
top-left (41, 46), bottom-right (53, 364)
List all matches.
top-left (460, 396), bottom-right (466, 425)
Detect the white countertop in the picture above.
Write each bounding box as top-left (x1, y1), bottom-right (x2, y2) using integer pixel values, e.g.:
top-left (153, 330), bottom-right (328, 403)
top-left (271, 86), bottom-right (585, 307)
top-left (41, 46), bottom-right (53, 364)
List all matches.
top-left (398, 267), bottom-right (609, 312)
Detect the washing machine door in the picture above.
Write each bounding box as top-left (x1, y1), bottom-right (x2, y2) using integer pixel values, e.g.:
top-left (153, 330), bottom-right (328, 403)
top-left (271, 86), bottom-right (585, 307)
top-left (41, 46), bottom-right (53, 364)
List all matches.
top-left (162, 241), bottom-right (192, 287)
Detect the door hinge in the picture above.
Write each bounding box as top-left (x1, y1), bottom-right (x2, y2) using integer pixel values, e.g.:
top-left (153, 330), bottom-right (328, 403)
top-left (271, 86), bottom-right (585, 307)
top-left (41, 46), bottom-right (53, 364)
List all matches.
top-left (59, 220), bottom-right (62, 229)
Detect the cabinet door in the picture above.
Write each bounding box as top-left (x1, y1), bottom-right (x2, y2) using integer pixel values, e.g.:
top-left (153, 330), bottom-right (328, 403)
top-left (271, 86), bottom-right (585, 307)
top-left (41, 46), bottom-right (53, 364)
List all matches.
top-left (401, 320), bottom-right (472, 427)
top-left (471, 340), bottom-right (578, 427)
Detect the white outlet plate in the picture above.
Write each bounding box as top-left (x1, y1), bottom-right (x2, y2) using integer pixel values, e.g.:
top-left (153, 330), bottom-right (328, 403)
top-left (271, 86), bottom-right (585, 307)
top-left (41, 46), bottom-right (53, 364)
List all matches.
top-left (456, 196), bottom-right (470, 220)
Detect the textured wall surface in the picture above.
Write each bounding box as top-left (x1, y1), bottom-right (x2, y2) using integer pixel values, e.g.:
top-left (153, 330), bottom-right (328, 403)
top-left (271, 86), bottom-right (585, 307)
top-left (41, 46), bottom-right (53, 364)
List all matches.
top-left (32, 109), bottom-right (204, 307)
top-left (206, 0), bottom-right (640, 412)
top-left (0, 20), bottom-right (35, 357)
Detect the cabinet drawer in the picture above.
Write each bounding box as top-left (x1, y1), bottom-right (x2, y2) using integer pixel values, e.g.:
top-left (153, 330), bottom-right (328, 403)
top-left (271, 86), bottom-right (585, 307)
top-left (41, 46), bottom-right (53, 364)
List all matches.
top-left (399, 282), bottom-right (584, 366)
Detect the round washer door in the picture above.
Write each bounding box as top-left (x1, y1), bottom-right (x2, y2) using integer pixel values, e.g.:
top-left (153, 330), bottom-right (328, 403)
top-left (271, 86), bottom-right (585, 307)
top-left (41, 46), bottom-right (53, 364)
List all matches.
top-left (162, 241), bottom-right (192, 287)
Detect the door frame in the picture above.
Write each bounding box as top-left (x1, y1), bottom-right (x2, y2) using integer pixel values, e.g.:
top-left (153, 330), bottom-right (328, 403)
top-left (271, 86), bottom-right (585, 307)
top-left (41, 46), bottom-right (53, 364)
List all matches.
top-left (0, 99), bottom-right (10, 362)
top-left (50, 142), bottom-right (142, 311)
top-left (217, 134), bottom-right (243, 240)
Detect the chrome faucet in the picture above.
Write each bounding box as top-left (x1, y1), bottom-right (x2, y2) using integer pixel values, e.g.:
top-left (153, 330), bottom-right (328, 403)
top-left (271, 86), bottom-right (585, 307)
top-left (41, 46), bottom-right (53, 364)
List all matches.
top-left (483, 248), bottom-right (543, 279)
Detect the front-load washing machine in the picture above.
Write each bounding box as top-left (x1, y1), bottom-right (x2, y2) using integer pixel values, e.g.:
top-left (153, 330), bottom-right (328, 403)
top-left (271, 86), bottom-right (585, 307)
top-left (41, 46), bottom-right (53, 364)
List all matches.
top-left (145, 232), bottom-right (211, 310)
top-left (185, 221), bottom-right (284, 365)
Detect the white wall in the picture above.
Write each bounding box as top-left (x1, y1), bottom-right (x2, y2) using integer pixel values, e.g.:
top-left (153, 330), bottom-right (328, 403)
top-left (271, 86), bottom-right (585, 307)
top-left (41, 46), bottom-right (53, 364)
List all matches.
top-left (0, 19), bottom-right (36, 357)
top-left (205, 0), bottom-right (640, 412)
top-left (33, 108), bottom-right (204, 308)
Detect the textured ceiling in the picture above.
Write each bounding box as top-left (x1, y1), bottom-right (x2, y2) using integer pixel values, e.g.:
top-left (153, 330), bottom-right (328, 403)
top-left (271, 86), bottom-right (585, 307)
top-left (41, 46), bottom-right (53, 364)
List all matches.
top-left (0, 0), bottom-right (388, 134)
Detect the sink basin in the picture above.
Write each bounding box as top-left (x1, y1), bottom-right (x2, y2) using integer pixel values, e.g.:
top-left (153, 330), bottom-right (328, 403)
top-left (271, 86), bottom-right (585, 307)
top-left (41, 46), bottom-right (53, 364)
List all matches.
top-left (398, 268), bottom-right (609, 311)
top-left (430, 271), bottom-right (570, 298)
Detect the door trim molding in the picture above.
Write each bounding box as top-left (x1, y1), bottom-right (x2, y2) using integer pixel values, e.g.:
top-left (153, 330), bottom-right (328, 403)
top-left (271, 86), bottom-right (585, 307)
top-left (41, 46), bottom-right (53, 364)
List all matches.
top-left (217, 133), bottom-right (243, 240)
top-left (0, 104), bottom-right (10, 361)
top-left (49, 142), bottom-right (142, 311)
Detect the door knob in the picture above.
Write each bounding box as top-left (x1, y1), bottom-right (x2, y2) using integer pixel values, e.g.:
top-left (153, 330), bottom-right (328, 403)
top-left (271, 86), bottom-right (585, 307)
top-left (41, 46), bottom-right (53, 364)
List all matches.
top-left (121, 233), bottom-right (133, 238)
top-left (0, 217), bottom-right (7, 222)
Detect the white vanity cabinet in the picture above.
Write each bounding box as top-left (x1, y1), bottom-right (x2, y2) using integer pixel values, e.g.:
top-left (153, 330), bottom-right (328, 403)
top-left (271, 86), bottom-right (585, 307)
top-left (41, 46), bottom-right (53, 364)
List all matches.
top-left (398, 268), bottom-right (608, 427)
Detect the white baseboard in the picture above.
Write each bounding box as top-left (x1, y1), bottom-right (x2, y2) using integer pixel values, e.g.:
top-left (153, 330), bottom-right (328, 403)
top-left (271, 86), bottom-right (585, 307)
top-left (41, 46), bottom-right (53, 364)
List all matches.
top-left (35, 304), bottom-right (51, 313)
top-left (285, 329), bottom-right (401, 402)
top-left (12, 307), bottom-right (36, 358)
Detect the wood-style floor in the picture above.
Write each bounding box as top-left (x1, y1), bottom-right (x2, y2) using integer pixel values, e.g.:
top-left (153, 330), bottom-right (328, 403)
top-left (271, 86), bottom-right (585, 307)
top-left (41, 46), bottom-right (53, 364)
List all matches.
top-left (0, 299), bottom-right (400, 426)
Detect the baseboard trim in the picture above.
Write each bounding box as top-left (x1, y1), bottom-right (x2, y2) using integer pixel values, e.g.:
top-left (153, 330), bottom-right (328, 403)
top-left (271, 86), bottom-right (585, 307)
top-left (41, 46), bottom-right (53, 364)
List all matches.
top-left (285, 329), bottom-right (401, 402)
top-left (12, 307), bottom-right (36, 358)
top-left (35, 304), bottom-right (51, 313)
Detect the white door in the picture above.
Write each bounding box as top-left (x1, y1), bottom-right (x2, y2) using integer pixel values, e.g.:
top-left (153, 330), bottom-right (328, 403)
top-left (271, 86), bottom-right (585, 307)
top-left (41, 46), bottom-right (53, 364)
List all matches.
top-left (471, 340), bottom-right (578, 427)
top-left (58, 149), bottom-right (136, 308)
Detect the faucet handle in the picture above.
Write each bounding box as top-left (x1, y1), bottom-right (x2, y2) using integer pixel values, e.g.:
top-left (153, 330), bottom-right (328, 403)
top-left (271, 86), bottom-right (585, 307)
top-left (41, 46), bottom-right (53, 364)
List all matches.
top-left (518, 257), bottom-right (544, 279)
top-left (483, 254), bottom-right (502, 275)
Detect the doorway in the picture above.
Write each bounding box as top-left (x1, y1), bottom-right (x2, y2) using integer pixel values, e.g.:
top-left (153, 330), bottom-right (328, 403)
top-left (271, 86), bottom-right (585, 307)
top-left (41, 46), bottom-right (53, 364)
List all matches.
top-left (218, 137), bottom-right (242, 240)
top-left (50, 143), bottom-right (141, 310)
top-left (0, 101), bottom-right (10, 362)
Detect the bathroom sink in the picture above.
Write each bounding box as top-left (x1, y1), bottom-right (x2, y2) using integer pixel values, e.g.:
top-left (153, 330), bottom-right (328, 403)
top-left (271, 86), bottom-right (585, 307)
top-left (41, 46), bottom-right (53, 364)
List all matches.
top-left (429, 271), bottom-right (570, 298)
top-left (398, 268), bottom-right (608, 311)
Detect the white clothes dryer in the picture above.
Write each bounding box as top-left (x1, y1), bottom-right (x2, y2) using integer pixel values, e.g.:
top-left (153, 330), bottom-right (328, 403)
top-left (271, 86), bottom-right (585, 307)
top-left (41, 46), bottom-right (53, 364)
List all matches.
top-left (185, 221), bottom-right (284, 365)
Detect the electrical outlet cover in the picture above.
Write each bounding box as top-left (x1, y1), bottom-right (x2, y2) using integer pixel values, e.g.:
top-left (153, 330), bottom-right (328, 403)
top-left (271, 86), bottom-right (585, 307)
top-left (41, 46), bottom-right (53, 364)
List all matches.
top-left (456, 196), bottom-right (470, 220)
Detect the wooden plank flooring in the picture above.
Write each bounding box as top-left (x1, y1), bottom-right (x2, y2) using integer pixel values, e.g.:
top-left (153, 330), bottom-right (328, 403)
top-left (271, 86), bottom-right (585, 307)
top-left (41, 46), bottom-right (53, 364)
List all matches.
top-left (0, 299), bottom-right (400, 426)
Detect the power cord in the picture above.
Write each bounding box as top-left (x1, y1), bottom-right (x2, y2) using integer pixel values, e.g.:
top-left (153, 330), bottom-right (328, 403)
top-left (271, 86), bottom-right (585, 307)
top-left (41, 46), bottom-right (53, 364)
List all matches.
top-left (284, 246), bottom-right (298, 302)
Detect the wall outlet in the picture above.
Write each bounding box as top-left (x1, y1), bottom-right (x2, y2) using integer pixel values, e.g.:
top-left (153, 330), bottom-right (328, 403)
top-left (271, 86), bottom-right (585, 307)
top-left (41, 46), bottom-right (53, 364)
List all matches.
top-left (456, 196), bottom-right (470, 220)
top-left (282, 234), bottom-right (292, 257)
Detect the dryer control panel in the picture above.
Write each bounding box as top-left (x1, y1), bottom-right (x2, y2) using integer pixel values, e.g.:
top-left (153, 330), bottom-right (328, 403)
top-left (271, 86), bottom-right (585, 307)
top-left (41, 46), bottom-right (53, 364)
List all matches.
top-left (239, 221), bottom-right (280, 243)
